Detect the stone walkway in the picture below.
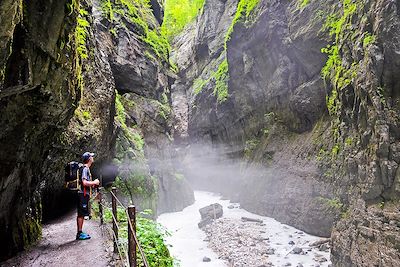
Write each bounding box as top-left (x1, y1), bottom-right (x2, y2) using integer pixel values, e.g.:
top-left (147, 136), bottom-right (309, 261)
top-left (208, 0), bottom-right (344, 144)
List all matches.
top-left (3, 211), bottom-right (114, 267)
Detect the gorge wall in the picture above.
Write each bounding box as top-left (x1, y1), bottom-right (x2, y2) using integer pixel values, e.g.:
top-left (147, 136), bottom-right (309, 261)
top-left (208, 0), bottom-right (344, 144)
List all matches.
top-left (171, 0), bottom-right (400, 265)
top-left (0, 0), bottom-right (193, 260)
top-left (1, 0), bottom-right (400, 265)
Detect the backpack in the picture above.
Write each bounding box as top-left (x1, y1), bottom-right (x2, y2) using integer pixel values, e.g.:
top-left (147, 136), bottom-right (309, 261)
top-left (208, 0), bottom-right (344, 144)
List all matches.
top-left (64, 161), bottom-right (83, 191)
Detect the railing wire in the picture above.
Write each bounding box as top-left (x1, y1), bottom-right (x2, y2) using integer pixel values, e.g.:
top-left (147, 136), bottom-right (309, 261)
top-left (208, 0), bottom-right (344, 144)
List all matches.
top-left (100, 190), bottom-right (150, 267)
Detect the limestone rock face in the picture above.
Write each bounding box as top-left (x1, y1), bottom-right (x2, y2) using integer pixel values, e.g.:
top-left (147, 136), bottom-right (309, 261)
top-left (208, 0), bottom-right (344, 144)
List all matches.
top-left (40, 0), bottom-right (117, 221)
top-left (173, 0), bottom-right (400, 264)
top-left (0, 0), bottom-right (81, 260)
top-left (322, 1), bottom-right (400, 265)
top-left (0, 0), bottom-right (194, 260)
top-left (222, 0), bottom-right (336, 237)
top-left (171, 0), bottom-right (337, 238)
top-left (331, 199), bottom-right (400, 266)
top-left (99, 0), bottom-right (194, 214)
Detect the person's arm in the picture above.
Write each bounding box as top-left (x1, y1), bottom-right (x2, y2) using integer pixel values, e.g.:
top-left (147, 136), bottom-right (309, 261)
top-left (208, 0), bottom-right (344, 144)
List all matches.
top-left (82, 179), bottom-right (99, 187)
top-left (81, 168), bottom-right (99, 187)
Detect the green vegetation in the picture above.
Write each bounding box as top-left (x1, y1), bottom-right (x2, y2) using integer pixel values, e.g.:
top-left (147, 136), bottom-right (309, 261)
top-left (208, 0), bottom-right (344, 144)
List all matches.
top-left (114, 93), bottom-right (156, 211)
top-left (299, 0), bottom-right (310, 8)
top-left (331, 143), bottom-right (340, 159)
top-left (114, 170), bottom-right (156, 204)
top-left (151, 90), bottom-right (172, 120)
top-left (100, 0), bottom-right (170, 62)
top-left (244, 139), bottom-right (260, 159)
top-left (74, 107), bottom-right (92, 121)
top-left (193, 77), bottom-right (209, 95)
top-left (363, 32), bottom-right (376, 48)
top-left (115, 94), bottom-right (145, 152)
top-left (317, 0), bottom-right (364, 172)
top-left (321, 0), bottom-right (363, 116)
top-left (162, 0), bottom-right (206, 41)
top-left (225, 0), bottom-right (260, 47)
top-left (99, 207), bottom-right (173, 266)
top-left (174, 172), bottom-right (185, 181)
top-left (344, 137), bottom-right (353, 147)
top-left (189, 0), bottom-right (260, 103)
top-left (76, 8), bottom-right (90, 59)
top-left (318, 197), bottom-right (344, 210)
top-left (191, 58), bottom-right (229, 102)
top-left (213, 59), bottom-right (229, 102)
top-left (377, 86), bottom-right (386, 106)
top-left (115, 93), bottom-right (131, 137)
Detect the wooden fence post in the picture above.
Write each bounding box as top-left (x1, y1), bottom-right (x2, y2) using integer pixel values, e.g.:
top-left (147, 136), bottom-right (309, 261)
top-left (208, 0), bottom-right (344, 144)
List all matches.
top-left (112, 187), bottom-right (118, 253)
top-left (128, 205), bottom-right (137, 267)
top-left (98, 187), bottom-right (104, 225)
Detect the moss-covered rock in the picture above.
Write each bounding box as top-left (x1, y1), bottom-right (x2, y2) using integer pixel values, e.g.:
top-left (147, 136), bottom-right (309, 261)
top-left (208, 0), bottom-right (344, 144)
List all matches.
top-left (0, 0), bottom-right (81, 260)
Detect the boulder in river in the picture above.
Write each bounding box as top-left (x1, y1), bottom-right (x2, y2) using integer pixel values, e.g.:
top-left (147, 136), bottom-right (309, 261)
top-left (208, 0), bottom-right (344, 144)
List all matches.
top-left (264, 248), bottom-right (275, 255)
top-left (292, 247), bottom-right (303, 254)
top-left (203, 256), bottom-right (211, 262)
top-left (198, 203), bottom-right (223, 228)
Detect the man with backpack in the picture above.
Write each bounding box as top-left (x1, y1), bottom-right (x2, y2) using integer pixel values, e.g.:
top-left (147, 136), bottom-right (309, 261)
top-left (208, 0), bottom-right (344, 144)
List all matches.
top-left (76, 152), bottom-right (100, 240)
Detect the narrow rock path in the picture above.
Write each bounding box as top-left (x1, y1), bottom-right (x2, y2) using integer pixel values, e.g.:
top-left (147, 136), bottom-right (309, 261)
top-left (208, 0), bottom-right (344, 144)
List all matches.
top-left (3, 211), bottom-right (113, 267)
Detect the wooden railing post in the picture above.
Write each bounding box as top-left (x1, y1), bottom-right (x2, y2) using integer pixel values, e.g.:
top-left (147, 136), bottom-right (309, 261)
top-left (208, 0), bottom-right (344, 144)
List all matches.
top-left (98, 187), bottom-right (104, 225)
top-left (128, 205), bottom-right (137, 267)
top-left (111, 187), bottom-right (118, 253)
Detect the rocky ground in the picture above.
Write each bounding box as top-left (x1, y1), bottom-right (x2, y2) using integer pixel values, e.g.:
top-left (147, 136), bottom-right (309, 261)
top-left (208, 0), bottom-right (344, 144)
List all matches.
top-left (2, 211), bottom-right (115, 267)
top-left (204, 217), bottom-right (331, 267)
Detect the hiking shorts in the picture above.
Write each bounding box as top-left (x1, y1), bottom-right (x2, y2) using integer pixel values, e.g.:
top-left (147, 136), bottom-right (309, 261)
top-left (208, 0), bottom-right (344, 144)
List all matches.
top-left (77, 192), bottom-right (90, 217)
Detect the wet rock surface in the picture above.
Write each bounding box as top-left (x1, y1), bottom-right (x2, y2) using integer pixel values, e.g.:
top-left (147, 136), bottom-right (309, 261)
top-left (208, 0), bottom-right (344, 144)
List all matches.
top-left (171, 0), bottom-right (339, 239)
top-left (198, 203), bottom-right (224, 228)
top-left (0, 0), bottom-right (81, 259)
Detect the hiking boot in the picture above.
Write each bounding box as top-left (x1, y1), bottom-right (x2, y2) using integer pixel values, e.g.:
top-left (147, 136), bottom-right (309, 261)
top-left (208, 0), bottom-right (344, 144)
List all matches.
top-left (76, 232), bottom-right (91, 240)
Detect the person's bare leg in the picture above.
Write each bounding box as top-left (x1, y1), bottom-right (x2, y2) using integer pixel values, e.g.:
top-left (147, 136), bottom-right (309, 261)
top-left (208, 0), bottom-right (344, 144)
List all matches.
top-left (77, 216), bottom-right (84, 232)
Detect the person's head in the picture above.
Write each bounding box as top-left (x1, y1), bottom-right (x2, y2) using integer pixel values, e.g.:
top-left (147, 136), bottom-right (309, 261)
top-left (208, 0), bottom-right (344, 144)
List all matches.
top-left (82, 152), bottom-right (95, 165)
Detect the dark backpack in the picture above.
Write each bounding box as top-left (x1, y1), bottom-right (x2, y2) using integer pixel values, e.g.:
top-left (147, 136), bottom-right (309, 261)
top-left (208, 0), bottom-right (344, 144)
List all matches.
top-left (64, 161), bottom-right (83, 191)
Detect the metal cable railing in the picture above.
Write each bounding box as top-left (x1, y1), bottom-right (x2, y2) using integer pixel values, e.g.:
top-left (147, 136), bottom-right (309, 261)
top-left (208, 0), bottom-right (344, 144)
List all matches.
top-left (99, 201), bottom-right (130, 264)
top-left (97, 187), bottom-right (150, 267)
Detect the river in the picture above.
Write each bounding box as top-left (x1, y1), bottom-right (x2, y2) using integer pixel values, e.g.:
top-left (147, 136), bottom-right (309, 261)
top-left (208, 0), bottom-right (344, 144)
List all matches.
top-left (157, 191), bottom-right (331, 267)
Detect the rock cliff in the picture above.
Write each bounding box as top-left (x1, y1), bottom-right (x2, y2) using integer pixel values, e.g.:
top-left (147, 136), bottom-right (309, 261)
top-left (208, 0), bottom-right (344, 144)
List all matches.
top-left (172, 0), bottom-right (338, 237)
top-left (0, 0), bottom-right (193, 260)
top-left (0, 0), bottom-right (82, 259)
top-left (171, 0), bottom-right (400, 265)
top-left (2, 0), bottom-right (400, 265)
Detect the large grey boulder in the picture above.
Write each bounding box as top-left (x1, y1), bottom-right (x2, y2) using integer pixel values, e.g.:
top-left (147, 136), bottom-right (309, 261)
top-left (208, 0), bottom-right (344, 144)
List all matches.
top-left (198, 203), bottom-right (223, 228)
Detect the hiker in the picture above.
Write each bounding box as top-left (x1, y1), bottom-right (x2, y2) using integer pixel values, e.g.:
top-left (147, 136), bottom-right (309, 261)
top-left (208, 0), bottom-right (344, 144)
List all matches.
top-left (76, 152), bottom-right (100, 240)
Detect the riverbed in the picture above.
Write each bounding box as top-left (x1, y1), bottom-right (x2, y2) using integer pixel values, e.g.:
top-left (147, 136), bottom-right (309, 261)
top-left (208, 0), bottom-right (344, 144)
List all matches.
top-left (157, 191), bottom-right (331, 267)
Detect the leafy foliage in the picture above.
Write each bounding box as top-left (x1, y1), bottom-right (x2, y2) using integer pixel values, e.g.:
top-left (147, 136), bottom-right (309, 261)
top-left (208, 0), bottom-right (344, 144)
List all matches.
top-left (76, 8), bottom-right (90, 59)
top-left (162, 0), bottom-right (205, 41)
top-left (213, 59), bottom-right (229, 103)
top-left (363, 32), bottom-right (376, 48)
top-left (320, 0), bottom-right (362, 115)
top-left (193, 77), bottom-right (209, 95)
top-left (114, 93), bottom-right (157, 210)
top-left (192, 59), bottom-right (229, 102)
top-left (225, 0), bottom-right (260, 48)
top-left (136, 213), bottom-right (174, 267)
top-left (101, 207), bottom-right (173, 267)
top-left (299, 0), bottom-right (310, 8)
top-left (244, 139), bottom-right (260, 159)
